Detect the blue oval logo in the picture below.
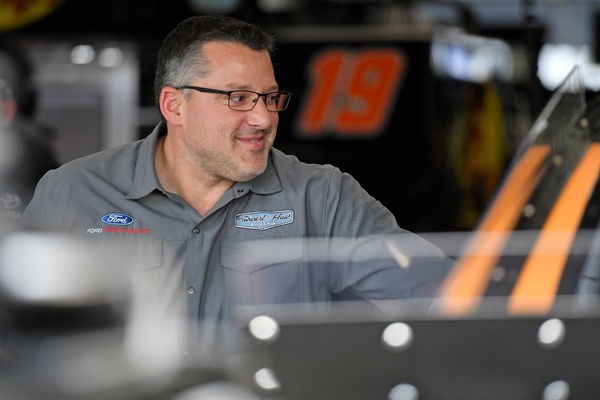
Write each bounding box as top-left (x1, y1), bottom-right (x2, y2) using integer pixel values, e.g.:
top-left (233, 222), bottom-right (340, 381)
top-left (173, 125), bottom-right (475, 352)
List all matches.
top-left (101, 212), bottom-right (134, 225)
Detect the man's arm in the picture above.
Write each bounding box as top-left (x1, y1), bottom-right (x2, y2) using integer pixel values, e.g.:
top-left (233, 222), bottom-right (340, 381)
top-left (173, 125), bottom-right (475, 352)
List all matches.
top-left (322, 168), bottom-right (454, 300)
top-left (19, 172), bottom-right (53, 231)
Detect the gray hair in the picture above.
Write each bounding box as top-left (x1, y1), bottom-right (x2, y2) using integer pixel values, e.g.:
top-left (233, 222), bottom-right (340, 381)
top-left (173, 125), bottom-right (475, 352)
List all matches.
top-left (154, 15), bottom-right (275, 106)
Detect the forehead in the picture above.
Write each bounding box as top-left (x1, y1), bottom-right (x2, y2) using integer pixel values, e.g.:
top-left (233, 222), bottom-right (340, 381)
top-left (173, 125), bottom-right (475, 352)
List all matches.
top-left (198, 41), bottom-right (275, 86)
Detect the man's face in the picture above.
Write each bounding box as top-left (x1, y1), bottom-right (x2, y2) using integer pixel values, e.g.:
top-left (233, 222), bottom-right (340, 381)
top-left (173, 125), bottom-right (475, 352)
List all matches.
top-left (178, 41), bottom-right (279, 183)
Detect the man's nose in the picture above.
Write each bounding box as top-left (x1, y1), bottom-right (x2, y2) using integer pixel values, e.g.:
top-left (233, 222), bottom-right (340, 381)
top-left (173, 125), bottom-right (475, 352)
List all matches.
top-left (246, 96), bottom-right (274, 126)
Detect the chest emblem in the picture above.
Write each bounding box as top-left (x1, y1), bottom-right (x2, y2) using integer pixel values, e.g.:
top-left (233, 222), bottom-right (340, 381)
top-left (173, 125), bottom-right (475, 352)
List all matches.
top-left (101, 212), bottom-right (134, 225)
top-left (235, 210), bottom-right (294, 230)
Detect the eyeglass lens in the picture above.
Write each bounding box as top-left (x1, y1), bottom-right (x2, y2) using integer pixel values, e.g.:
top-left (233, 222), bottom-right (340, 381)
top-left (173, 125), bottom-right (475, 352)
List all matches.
top-left (229, 91), bottom-right (290, 111)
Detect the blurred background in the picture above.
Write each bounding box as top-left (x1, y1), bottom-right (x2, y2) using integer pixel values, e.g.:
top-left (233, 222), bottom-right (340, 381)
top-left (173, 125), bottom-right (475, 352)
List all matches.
top-left (4, 0), bottom-right (599, 233)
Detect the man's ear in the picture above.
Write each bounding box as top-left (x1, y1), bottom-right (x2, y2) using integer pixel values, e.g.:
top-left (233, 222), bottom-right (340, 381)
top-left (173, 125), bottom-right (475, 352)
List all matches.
top-left (159, 86), bottom-right (184, 126)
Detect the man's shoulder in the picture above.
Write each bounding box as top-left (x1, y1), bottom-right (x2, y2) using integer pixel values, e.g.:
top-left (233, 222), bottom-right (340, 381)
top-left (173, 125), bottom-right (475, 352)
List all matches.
top-left (271, 147), bottom-right (342, 181)
top-left (47, 139), bottom-right (143, 183)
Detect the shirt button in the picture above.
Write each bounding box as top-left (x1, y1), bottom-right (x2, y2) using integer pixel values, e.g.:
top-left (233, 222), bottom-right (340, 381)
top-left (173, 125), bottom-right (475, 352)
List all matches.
top-left (187, 287), bottom-right (196, 294)
top-left (192, 227), bottom-right (200, 234)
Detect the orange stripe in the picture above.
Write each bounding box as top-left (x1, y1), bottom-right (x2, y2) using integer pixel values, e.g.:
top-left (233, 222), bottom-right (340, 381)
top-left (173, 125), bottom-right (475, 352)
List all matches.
top-left (440, 145), bottom-right (551, 314)
top-left (508, 143), bottom-right (600, 314)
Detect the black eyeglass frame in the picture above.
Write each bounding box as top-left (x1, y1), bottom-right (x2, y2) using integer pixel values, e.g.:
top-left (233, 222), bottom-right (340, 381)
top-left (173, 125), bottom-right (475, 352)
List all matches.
top-left (176, 85), bottom-right (291, 112)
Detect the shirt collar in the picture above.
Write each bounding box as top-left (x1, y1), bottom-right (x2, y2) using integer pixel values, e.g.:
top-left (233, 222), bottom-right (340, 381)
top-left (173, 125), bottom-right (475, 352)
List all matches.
top-left (125, 122), bottom-right (165, 200)
top-left (126, 122), bottom-right (283, 199)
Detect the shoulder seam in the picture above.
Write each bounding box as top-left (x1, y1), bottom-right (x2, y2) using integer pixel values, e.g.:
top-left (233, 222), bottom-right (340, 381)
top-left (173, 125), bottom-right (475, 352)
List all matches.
top-left (322, 167), bottom-right (336, 236)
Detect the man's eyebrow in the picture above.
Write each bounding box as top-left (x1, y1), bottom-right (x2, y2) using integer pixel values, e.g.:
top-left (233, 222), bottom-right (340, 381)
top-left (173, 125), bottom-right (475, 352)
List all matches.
top-left (226, 83), bottom-right (280, 91)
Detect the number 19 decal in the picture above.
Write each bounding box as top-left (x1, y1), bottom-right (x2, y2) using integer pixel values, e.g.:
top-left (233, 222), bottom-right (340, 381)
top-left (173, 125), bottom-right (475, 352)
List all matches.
top-left (296, 47), bottom-right (406, 138)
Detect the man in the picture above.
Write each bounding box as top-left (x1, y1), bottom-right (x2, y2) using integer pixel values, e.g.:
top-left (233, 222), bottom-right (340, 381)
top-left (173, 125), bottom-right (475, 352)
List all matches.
top-left (20, 15), bottom-right (452, 326)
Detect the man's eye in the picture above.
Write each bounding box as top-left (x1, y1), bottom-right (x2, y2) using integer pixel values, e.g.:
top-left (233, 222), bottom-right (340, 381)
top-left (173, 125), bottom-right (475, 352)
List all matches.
top-left (266, 93), bottom-right (279, 103)
top-left (230, 93), bottom-right (250, 103)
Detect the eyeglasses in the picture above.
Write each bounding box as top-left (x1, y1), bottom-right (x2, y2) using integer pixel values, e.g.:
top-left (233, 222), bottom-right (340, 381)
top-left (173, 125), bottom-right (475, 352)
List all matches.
top-left (176, 85), bottom-right (291, 112)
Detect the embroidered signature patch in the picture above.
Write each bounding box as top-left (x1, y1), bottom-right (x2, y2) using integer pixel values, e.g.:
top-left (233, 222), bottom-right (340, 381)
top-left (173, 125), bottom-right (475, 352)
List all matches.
top-left (235, 210), bottom-right (294, 230)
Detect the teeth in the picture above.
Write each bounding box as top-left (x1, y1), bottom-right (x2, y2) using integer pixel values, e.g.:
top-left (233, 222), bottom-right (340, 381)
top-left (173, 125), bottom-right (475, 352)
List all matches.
top-left (238, 137), bottom-right (261, 143)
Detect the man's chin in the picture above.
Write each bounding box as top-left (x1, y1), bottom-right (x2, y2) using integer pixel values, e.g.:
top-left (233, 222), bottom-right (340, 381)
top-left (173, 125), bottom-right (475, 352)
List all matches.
top-left (232, 162), bottom-right (268, 183)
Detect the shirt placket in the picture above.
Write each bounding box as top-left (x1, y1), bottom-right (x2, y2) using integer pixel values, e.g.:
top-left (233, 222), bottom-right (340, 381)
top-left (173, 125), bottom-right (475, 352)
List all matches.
top-left (183, 183), bottom-right (250, 322)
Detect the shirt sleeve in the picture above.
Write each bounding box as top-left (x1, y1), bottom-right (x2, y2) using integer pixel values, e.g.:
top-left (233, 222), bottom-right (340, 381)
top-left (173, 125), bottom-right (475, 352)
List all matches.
top-left (325, 234), bottom-right (454, 300)
top-left (19, 171), bottom-right (66, 231)
top-left (323, 167), bottom-right (407, 237)
top-left (321, 168), bottom-right (454, 300)
top-left (19, 172), bottom-right (51, 230)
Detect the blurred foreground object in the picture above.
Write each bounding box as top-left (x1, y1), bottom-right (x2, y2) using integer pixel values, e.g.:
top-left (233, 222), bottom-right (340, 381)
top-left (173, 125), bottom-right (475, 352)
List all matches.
top-left (236, 298), bottom-right (600, 400)
top-left (0, 233), bottom-right (235, 400)
top-left (441, 65), bottom-right (600, 315)
top-left (0, 232), bottom-right (452, 399)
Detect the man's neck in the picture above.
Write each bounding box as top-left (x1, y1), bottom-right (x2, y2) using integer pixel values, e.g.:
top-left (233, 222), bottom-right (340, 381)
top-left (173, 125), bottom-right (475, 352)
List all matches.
top-left (154, 134), bottom-right (233, 216)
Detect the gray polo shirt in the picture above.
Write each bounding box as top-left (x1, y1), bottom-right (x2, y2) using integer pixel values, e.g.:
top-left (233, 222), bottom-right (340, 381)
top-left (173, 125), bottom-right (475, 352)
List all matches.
top-left (20, 122), bottom-right (451, 326)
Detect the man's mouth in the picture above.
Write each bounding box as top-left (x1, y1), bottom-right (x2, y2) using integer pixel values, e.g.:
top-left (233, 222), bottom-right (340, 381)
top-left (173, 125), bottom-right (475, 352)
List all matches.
top-left (237, 135), bottom-right (266, 148)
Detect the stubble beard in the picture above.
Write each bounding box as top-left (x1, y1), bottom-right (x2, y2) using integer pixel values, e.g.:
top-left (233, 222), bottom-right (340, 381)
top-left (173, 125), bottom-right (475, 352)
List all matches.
top-left (196, 145), bottom-right (270, 183)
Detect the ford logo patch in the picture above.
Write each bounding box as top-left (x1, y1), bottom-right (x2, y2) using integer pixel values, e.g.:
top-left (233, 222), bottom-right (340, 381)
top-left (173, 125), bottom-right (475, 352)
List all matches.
top-left (101, 212), bottom-right (134, 225)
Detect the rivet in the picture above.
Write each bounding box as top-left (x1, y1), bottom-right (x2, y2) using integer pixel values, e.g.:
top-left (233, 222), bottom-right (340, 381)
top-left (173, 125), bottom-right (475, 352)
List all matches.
top-left (254, 368), bottom-right (280, 392)
top-left (249, 315), bottom-right (280, 342)
top-left (538, 318), bottom-right (566, 349)
top-left (382, 322), bottom-right (413, 352)
top-left (388, 383), bottom-right (419, 400)
top-left (543, 380), bottom-right (569, 400)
